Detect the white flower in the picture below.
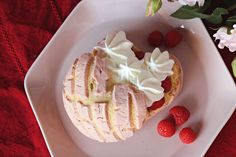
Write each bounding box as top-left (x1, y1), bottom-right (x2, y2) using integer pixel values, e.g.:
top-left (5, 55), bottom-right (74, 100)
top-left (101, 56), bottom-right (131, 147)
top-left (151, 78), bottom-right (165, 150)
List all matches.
top-left (144, 48), bottom-right (174, 81)
top-left (178, 0), bottom-right (205, 6)
top-left (213, 25), bottom-right (236, 52)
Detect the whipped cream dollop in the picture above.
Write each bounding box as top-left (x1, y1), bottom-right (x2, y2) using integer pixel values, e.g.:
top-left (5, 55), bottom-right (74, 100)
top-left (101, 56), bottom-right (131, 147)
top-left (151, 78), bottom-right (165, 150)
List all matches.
top-left (144, 48), bottom-right (174, 81)
top-left (95, 31), bottom-right (135, 62)
top-left (107, 56), bottom-right (142, 83)
top-left (132, 70), bottom-right (164, 106)
top-left (94, 31), bottom-right (174, 105)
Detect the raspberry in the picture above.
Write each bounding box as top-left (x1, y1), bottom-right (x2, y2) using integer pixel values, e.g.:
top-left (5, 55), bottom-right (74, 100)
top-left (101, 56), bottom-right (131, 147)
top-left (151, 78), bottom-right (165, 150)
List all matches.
top-left (148, 97), bottom-right (165, 111)
top-left (169, 106), bottom-right (190, 125)
top-left (165, 30), bottom-right (183, 48)
top-left (162, 77), bottom-right (172, 93)
top-left (157, 118), bottom-right (176, 137)
top-left (179, 127), bottom-right (196, 144)
top-left (148, 30), bottom-right (164, 47)
top-left (134, 50), bottom-right (145, 60)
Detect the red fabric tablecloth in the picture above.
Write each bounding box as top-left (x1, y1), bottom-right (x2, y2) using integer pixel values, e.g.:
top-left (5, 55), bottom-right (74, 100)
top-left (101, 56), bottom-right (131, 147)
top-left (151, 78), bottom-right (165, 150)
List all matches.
top-left (0, 1), bottom-right (235, 157)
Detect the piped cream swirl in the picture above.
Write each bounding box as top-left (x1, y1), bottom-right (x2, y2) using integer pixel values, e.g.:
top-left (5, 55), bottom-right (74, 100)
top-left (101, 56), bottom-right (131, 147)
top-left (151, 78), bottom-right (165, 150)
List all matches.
top-left (144, 48), bottom-right (174, 81)
top-left (132, 70), bottom-right (164, 106)
top-left (94, 31), bottom-right (174, 105)
top-left (95, 31), bottom-right (135, 62)
top-left (106, 56), bottom-right (142, 83)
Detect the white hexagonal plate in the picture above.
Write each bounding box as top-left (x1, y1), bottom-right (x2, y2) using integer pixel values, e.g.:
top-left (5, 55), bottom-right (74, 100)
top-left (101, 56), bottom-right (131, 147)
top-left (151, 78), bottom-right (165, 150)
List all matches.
top-left (25, 0), bottom-right (236, 157)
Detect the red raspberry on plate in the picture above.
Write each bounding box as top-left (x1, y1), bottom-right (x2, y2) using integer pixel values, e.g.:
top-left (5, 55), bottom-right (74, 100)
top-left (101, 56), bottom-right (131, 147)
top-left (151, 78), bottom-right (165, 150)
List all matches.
top-left (148, 30), bottom-right (164, 47)
top-left (179, 127), bottom-right (196, 144)
top-left (148, 97), bottom-right (165, 111)
top-left (162, 77), bottom-right (172, 93)
top-left (165, 30), bottom-right (183, 48)
top-left (169, 106), bottom-right (190, 125)
top-left (157, 118), bottom-right (176, 137)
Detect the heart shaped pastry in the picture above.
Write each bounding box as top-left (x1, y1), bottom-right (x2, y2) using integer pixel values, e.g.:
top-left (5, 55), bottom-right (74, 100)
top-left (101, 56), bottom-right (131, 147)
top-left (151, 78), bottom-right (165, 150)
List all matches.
top-left (63, 31), bottom-right (183, 142)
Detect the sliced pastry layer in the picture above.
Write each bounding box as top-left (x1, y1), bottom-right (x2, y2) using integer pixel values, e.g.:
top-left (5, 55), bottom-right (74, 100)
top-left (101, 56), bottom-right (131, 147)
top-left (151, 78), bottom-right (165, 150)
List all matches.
top-left (63, 53), bottom-right (148, 142)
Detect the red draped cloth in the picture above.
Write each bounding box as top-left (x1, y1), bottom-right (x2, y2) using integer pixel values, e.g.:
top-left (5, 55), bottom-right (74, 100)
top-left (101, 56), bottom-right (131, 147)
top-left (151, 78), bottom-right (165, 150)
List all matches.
top-left (0, 1), bottom-right (235, 157)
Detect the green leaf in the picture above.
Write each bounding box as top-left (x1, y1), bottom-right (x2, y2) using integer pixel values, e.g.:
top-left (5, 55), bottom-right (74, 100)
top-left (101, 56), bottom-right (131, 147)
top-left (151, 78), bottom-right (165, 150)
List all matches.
top-left (171, 4), bottom-right (228, 25)
top-left (170, 0), bottom-right (211, 19)
top-left (231, 58), bottom-right (236, 78)
top-left (206, 8), bottom-right (229, 24)
top-left (227, 27), bottom-right (232, 34)
top-left (225, 20), bottom-right (234, 32)
top-left (227, 15), bottom-right (236, 23)
top-left (146, 0), bottom-right (162, 16)
top-left (171, 7), bottom-right (208, 19)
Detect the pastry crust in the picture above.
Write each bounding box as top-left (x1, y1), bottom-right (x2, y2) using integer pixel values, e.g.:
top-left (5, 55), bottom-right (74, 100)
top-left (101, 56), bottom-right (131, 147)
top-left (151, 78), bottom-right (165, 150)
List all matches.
top-left (63, 48), bottom-right (183, 142)
top-left (63, 51), bottom-right (148, 143)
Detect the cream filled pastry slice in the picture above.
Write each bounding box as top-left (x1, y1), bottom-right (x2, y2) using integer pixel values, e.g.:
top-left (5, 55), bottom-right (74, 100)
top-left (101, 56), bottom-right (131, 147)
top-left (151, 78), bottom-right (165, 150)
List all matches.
top-left (63, 31), bottom-right (183, 143)
top-left (63, 52), bottom-right (148, 142)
